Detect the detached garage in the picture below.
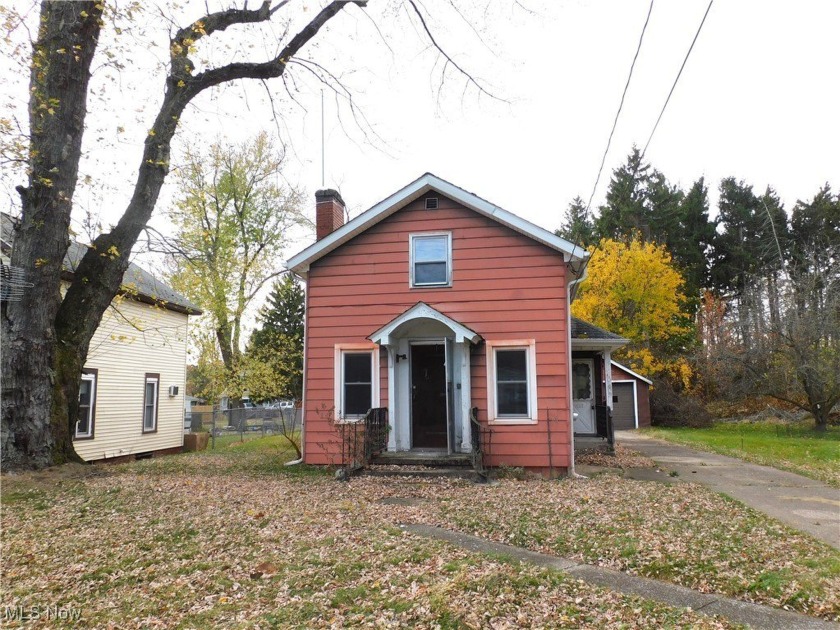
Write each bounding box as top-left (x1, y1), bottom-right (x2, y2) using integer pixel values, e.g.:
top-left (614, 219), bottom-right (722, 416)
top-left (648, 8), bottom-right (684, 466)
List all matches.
top-left (603, 361), bottom-right (652, 430)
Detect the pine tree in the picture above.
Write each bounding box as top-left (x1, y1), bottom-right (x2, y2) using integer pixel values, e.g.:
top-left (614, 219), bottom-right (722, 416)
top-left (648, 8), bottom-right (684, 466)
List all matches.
top-left (672, 178), bottom-right (716, 305)
top-left (595, 147), bottom-right (650, 240)
top-left (249, 274), bottom-right (306, 400)
top-left (556, 196), bottom-right (595, 248)
top-left (791, 184), bottom-right (840, 277)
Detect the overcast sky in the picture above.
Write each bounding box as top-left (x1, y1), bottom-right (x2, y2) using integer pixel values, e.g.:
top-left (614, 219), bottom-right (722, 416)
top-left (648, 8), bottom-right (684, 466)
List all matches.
top-left (252, 0), bottom-right (840, 237)
top-left (4, 0), bottom-right (839, 256)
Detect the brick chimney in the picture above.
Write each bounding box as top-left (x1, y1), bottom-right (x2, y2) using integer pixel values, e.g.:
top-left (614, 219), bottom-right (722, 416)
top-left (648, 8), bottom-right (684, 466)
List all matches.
top-left (315, 189), bottom-right (345, 241)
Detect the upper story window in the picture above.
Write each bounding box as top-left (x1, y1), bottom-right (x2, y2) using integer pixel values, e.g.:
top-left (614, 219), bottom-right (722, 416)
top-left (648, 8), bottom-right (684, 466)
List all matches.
top-left (410, 232), bottom-right (452, 287)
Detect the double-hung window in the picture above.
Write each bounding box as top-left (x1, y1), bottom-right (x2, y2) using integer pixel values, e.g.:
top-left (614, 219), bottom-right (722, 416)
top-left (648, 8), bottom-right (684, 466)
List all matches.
top-left (334, 345), bottom-right (379, 420)
top-left (410, 233), bottom-right (451, 287)
top-left (75, 369), bottom-right (97, 440)
top-left (486, 340), bottom-right (538, 424)
top-left (143, 373), bottom-right (159, 433)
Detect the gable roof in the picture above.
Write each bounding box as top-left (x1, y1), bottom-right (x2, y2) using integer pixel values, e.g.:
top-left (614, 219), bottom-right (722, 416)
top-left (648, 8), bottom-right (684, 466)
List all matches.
top-left (610, 360), bottom-right (653, 385)
top-left (1, 213), bottom-right (201, 315)
top-left (286, 172), bottom-right (588, 277)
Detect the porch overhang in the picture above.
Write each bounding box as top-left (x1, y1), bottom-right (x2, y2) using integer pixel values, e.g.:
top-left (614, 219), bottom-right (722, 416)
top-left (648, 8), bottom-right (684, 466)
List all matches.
top-left (368, 302), bottom-right (482, 346)
top-left (570, 316), bottom-right (628, 352)
top-left (571, 338), bottom-right (629, 351)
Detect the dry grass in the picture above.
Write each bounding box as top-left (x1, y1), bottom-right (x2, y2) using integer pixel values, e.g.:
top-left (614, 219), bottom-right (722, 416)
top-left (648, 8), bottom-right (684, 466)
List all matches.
top-left (1, 439), bottom-right (836, 627)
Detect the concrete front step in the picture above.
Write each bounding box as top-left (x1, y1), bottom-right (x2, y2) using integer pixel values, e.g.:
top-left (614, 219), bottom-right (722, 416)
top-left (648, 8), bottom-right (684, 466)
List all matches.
top-left (373, 452), bottom-right (472, 468)
top-left (363, 466), bottom-right (481, 481)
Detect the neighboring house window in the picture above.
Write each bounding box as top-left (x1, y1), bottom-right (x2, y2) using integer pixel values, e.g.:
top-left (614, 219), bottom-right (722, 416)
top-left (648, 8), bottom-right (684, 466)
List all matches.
top-left (486, 340), bottom-right (538, 424)
top-left (143, 373), bottom-right (160, 433)
top-left (410, 232), bottom-right (452, 287)
top-left (334, 344), bottom-right (380, 421)
top-left (75, 369), bottom-right (97, 440)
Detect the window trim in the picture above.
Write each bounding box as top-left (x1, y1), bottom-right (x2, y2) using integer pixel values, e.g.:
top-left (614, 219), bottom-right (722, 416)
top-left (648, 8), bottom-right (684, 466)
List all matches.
top-left (409, 231), bottom-right (452, 288)
top-left (334, 344), bottom-right (380, 422)
top-left (142, 373), bottom-right (160, 434)
top-left (75, 368), bottom-right (98, 441)
top-left (486, 339), bottom-right (538, 425)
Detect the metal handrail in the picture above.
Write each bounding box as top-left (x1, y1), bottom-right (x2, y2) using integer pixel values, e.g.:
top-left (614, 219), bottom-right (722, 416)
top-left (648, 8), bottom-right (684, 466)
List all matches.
top-left (470, 407), bottom-right (490, 479)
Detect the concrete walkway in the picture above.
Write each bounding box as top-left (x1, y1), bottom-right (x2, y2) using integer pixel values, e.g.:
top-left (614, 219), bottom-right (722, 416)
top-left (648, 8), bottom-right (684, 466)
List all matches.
top-left (616, 431), bottom-right (840, 549)
top-left (403, 523), bottom-right (838, 629)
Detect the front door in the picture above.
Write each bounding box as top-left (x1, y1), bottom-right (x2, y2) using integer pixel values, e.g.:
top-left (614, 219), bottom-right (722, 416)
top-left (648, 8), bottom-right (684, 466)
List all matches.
top-left (572, 359), bottom-right (595, 434)
top-left (411, 343), bottom-right (447, 449)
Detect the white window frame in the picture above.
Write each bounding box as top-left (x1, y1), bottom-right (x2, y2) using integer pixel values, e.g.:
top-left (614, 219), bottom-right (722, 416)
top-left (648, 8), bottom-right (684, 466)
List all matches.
top-left (486, 339), bottom-right (538, 425)
top-left (143, 374), bottom-right (160, 433)
top-left (75, 370), bottom-right (97, 440)
top-left (334, 344), bottom-right (380, 422)
top-left (409, 232), bottom-right (452, 288)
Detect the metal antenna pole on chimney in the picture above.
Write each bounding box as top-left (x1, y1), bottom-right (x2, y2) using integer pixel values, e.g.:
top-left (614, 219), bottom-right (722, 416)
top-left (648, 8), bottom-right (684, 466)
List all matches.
top-left (320, 89), bottom-right (325, 187)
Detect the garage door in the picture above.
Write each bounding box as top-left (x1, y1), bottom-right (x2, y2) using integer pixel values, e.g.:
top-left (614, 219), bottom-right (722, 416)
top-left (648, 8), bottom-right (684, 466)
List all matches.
top-left (611, 382), bottom-right (636, 430)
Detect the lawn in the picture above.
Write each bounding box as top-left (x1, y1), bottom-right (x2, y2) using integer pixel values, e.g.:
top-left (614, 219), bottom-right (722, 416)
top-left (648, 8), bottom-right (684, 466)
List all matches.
top-left (1, 437), bottom-right (837, 628)
top-left (645, 421), bottom-right (840, 487)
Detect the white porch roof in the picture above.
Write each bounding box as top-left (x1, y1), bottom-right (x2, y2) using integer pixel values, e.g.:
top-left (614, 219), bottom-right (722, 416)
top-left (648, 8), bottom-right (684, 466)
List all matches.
top-left (368, 302), bottom-right (482, 346)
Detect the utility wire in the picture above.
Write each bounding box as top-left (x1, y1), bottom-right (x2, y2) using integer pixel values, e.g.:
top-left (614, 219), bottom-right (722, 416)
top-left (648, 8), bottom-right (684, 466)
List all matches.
top-left (584, 0), bottom-right (656, 216)
top-left (642, 0), bottom-right (714, 156)
top-left (567, 0), bottom-right (655, 296)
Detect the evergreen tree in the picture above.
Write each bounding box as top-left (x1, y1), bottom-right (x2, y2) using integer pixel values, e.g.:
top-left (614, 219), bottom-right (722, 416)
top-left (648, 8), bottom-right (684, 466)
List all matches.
top-left (672, 178), bottom-right (716, 304)
top-left (646, 169), bottom-right (684, 246)
top-left (790, 184), bottom-right (840, 313)
top-left (791, 184), bottom-right (840, 277)
top-left (249, 274), bottom-right (306, 400)
top-left (595, 147), bottom-right (650, 240)
top-left (556, 196), bottom-right (595, 248)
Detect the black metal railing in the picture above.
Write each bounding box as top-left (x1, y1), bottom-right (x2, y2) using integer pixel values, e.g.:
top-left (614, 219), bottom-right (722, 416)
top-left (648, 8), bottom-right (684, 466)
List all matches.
top-left (338, 407), bottom-right (388, 478)
top-left (364, 407), bottom-right (388, 461)
top-left (469, 407), bottom-right (491, 479)
top-left (595, 404), bottom-right (614, 449)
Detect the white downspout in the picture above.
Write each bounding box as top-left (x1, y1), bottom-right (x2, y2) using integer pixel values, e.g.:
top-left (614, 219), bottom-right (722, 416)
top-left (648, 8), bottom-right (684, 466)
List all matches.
top-left (566, 262), bottom-right (588, 478)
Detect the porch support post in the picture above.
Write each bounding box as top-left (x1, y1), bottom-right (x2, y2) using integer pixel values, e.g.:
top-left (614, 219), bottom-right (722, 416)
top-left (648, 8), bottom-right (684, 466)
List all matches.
top-left (386, 344), bottom-right (397, 451)
top-left (604, 350), bottom-right (613, 412)
top-left (460, 341), bottom-right (472, 453)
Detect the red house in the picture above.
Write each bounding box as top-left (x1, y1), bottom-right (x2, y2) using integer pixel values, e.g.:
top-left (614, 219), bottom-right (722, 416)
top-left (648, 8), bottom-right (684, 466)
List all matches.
top-left (287, 173), bottom-right (628, 476)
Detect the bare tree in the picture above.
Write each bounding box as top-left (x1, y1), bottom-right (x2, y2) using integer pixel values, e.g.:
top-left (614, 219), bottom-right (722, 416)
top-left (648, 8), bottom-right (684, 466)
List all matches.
top-left (1, 0), bottom-right (497, 470)
top-left (759, 250), bottom-right (840, 430)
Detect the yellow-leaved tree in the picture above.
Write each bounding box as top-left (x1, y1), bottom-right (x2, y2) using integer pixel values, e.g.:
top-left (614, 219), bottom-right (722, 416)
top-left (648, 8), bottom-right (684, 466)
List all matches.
top-left (572, 237), bottom-right (694, 388)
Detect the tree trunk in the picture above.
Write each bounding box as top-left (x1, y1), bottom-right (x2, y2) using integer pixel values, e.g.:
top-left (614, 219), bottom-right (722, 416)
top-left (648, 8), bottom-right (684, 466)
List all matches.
top-left (2, 0), bottom-right (358, 470)
top-left (811, 404), bottom-right (828, 432)
top-left (1, 2), bottom-right (103, 470)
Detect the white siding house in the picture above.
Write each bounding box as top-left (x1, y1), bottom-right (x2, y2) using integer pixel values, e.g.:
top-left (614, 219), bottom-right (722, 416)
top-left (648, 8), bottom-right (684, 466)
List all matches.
top-left (73, 297), bottom-right (194, 461)
top-left (2, 213), bottom-right (201, 462)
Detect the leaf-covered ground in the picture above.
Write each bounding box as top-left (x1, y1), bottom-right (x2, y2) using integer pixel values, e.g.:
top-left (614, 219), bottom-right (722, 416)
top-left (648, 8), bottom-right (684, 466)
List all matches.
top-left (1, 439), bottom-right (837, 627)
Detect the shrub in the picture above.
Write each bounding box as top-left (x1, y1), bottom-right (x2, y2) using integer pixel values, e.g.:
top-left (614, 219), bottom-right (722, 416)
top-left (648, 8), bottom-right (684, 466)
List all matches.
top-left (650, 380), bottom-right (712, 428)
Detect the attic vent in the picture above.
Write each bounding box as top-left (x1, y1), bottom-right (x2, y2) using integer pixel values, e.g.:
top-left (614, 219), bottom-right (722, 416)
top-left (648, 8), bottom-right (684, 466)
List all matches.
top-left (424, 197), bottom-right (439, 210)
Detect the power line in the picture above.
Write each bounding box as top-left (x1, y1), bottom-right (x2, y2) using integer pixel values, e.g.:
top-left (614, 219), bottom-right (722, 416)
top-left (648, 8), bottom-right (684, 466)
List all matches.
top-left (567, 0), bottom-right (655, 292)
top-left (584, 0), bottom-right (656, 216)
top-left (642, 0), bottom-right (715, 156)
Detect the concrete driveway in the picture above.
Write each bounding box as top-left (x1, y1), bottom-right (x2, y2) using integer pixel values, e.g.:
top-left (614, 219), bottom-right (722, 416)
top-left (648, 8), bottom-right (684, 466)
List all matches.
top-left (617, 430), bottom-right (840, 550)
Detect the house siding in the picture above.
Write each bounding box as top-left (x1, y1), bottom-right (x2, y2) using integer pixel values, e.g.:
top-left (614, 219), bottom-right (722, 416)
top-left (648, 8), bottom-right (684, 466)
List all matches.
top-left (303, 195), bottom-right (571, 471)
top-left (73, 298), bottom-right (188, 462)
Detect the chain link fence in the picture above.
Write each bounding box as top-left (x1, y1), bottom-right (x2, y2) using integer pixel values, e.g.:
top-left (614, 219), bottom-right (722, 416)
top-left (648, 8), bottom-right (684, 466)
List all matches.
top-left (186, 405), bottom-right (301, 449)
